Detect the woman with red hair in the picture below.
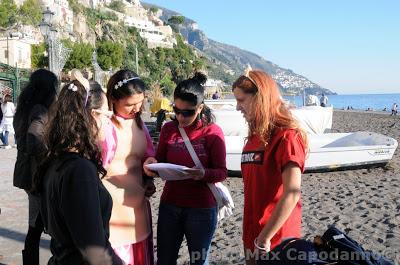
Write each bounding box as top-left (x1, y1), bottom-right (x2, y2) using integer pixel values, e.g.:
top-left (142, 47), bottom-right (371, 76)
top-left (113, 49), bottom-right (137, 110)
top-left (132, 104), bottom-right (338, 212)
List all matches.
top-left (232, 67), bottom-right (307, 264)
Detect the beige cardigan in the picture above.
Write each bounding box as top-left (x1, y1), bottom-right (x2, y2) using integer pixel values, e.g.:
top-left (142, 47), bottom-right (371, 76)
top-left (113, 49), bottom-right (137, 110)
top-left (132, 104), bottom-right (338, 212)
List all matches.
top-left (103, 117), bottom-right (152, 247)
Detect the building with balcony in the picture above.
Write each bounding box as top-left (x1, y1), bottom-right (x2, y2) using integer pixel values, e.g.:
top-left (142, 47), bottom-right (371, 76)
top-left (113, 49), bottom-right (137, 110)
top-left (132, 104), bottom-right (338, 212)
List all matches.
top-left (124, 16), bottom-right (176, 49)
top-left (0, 37), bottom-right (33, 68)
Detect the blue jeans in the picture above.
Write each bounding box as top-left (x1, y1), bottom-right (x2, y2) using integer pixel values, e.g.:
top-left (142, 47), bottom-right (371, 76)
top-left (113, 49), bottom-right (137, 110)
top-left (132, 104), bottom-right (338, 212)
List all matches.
top-left (0, 131), bottom-right (9, 146)
top-left (156, 202), bottom-right (217, 265)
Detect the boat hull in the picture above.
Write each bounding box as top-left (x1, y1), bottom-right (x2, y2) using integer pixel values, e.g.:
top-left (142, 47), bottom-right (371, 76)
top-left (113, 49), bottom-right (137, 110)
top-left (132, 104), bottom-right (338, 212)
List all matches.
top-left (225, 132), bottom-right (398, 173)
top-left (205, 100), bottom-right (399, 174)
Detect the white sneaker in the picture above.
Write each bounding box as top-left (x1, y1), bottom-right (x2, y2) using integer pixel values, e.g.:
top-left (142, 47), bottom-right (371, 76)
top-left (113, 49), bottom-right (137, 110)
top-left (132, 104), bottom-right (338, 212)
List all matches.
top-left (4, 145), bottom-right (11, 149)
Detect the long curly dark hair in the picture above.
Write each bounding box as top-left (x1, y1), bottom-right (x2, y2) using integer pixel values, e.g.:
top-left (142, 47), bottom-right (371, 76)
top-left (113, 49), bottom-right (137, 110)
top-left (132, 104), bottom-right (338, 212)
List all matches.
top-left (106, 69), bottom-right (146, 129)
top-left (33, 80), bottom-right (105, 192)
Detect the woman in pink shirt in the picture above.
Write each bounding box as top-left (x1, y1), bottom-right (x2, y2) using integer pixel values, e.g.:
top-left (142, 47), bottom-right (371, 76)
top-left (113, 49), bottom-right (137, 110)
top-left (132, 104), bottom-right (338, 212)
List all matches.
top-left (105, 69), bottom-right (156, 265)
top-left (144, 72), bottom-right (227, 265)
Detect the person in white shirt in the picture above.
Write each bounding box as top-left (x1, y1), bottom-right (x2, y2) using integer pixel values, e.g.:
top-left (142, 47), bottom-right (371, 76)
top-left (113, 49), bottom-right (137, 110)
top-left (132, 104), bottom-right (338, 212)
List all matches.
top-left (306, 94), bottom-right (319, 106)
top-left (391, 103), bottom-right (398, 116)
top-left (0, 94), bottom-right (16, 149)
top-left (320, 93), bottom-right (328, 107)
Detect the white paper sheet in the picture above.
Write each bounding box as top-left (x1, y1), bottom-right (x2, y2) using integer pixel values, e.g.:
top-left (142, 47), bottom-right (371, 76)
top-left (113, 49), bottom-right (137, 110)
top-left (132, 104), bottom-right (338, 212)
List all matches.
top-left (144, 163), bottom-right (193, 181)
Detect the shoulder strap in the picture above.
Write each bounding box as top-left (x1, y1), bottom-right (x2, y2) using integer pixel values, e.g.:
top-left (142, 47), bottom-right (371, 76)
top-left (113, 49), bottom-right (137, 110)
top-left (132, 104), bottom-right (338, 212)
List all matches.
top-left (178, 126), bottom-right (203, 169)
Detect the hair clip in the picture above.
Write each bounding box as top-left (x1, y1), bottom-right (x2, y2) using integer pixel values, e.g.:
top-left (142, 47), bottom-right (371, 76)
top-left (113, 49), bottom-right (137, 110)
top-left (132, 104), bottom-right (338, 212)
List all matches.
top-left (68, 83), bottom-right (78, 92)
top-left (243, 64), bottom-right (258, 89)
top-left (244, 64), bottom-right (253, 78)
top-left (114, 77), bottom-right (140, 90)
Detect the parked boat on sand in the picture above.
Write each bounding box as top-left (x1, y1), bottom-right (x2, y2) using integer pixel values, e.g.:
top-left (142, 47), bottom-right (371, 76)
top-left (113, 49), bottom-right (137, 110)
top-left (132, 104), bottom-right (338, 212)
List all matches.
top-left (205, 100), bottom-right (398, 173)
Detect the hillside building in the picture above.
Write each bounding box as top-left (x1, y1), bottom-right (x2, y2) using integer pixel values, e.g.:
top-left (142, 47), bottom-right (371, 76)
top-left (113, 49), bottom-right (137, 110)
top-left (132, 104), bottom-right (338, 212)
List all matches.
top-left (0, 37), bottom-right (35, 68)
top-left (40, 0), bottom-right (74, 34)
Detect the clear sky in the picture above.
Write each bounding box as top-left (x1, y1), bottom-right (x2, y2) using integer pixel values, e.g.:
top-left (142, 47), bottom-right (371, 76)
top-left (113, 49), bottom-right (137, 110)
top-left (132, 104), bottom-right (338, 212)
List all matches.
top-left (143, 0), bottom-right (400, 94)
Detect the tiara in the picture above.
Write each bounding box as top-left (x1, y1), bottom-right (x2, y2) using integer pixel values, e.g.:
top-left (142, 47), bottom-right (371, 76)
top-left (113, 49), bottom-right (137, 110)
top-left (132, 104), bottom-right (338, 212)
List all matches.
top-left (114, 77), bottom-right (140, 90)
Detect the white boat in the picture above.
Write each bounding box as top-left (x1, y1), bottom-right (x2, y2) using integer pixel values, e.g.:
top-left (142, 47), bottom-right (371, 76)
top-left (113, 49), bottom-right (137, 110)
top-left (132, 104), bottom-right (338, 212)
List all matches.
top-left (205, 100), bottom-right (398, 173)
top-left (206, 100), bottom-right (333, 135)
top-left (305, 131), bottom-right (398, 172)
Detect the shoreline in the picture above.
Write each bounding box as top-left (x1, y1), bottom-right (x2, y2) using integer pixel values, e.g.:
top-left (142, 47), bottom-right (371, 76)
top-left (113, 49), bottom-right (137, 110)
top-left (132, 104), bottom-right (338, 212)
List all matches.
top-left (333, 108), bottom-right (394, 115)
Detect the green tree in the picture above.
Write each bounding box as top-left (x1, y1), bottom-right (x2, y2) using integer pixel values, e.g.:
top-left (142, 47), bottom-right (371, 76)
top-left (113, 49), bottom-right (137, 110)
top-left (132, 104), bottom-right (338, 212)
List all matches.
top-left (168, 15), bottom-right (184, 25)
top-left (64, 42), bottom-right (94, 70)
top-left (108, 0), bottom-right (125, 13)
top-left (164, 35), bottom-right (197, 83)
top-left (160, 74), bottom-right (175, 96)
top-left (67, 0), bottom-right (84, 14)
top-left (85, 8), bottom-right (118, 30)
top-left (155, 48), bottom-right (166, 68)
top-left (193, 58), bottom-right (205, 72)
top-left (122, 42), bottom-right (140, 72)
top-left (149, 7), bottom-right (159, 14)
top-left (0, 0), bottom-right (18, 28)
top-left (31, 43), bottom-right (48, 69)
top-left (96, 41), bottom-right (123, 70)
top-left (19, 0), bottom-right (42, 26)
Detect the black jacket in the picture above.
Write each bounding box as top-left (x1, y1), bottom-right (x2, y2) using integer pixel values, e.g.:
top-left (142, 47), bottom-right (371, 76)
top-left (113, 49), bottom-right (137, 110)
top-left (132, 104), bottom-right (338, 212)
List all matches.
top-left (41, 153), bottom-right (123, 265)
top-left (13, 104), bottom-right (48, 190)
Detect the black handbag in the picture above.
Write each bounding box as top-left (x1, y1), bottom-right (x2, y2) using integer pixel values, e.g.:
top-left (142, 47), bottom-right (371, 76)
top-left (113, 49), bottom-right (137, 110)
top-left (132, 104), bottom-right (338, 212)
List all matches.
top-left (13, 149), bottom-right (33, 190)
top-left (318, 226), bottom-right (394, 265)
top-left (256, 226), bottom-right (394, 265)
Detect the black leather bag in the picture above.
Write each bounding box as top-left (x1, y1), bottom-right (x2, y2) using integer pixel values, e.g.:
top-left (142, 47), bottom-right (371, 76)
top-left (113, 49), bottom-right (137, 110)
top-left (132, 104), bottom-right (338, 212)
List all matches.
top-left (256, 226), bottom-right (394, 265)
top-left (13, 149), bottom-right (33, 190)
top-left (319, 226), bottom-right (394, 265)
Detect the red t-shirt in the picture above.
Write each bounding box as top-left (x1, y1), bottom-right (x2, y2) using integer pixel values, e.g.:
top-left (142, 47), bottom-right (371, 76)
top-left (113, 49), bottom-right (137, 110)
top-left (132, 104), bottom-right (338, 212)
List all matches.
top-left (156, 120), bottom-right (227, 208)
top-left (241, 128), bottom-right (306, 251)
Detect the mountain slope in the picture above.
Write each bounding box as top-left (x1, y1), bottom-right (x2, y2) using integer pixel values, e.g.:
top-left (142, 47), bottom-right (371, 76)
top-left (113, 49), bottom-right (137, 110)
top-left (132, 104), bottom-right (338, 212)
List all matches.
top-left (143, 2), bottom-right (335, 95)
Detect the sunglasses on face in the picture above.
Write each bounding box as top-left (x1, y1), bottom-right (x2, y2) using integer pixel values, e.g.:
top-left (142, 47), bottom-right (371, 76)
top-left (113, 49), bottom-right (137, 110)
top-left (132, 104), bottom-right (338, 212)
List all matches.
top-left (173, 106), bottom-right (197, 117)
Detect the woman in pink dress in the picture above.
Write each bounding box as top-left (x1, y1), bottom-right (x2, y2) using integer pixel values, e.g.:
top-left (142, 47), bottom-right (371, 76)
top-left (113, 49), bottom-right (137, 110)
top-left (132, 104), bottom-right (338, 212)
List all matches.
top-left (104, 70), bottom-right (155, 265)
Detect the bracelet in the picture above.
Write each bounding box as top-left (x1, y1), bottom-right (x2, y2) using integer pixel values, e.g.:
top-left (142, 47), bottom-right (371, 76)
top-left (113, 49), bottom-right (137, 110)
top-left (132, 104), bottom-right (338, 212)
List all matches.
top-left (254, 238), bottom-right (268, 251)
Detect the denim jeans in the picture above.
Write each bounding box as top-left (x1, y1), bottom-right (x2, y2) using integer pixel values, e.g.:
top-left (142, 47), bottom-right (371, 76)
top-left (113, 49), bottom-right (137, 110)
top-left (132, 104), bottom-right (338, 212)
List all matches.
top-left (0, 131), bottom-right (9, 146)
top-left (156, 202), bottom-right (217, 265)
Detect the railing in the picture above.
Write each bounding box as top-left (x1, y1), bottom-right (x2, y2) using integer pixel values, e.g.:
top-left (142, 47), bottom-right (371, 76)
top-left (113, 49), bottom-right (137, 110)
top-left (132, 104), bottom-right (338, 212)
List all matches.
top-left (0, 63), bottom-right (31, 102)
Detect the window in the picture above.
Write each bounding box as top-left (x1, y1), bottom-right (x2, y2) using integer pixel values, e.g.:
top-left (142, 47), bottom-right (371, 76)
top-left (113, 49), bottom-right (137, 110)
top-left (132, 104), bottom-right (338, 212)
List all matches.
top-left (4, 50), bottom-right (8, 58)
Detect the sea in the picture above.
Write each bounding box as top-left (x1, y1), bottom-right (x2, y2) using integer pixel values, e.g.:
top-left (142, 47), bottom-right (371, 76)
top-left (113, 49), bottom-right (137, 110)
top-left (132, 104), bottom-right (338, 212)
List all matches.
top-left (282, 93), bottom-right (400, 112)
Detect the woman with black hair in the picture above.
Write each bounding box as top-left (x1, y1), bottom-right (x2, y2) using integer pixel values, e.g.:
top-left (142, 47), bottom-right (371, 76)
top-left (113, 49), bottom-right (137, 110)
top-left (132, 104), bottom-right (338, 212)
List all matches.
top-left (36, 80), bottom-right (123, 265)
top-left (12, 69), bottom-right (57, 265)
top-left (105, 69), bottom-right (156, 265)
top-left (144, 72), bottom-right (228, 265)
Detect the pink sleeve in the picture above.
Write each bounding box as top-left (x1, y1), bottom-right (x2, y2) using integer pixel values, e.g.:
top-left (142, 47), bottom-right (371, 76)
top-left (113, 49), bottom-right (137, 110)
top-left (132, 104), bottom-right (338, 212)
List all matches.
top-left (101, 123), bottom-right (118, 168)
top-left (142, 123), bottom-right (155, 162)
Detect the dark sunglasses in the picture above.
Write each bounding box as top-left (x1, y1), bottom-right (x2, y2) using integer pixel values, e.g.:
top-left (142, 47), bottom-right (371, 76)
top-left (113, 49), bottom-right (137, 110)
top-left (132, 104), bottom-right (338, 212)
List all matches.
top-left (173, 106), bottom-right (197, 117)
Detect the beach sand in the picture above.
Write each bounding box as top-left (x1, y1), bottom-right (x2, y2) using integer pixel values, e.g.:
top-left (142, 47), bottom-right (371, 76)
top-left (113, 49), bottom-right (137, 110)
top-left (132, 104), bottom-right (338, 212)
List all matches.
top-left (149, 110), bottom-right (400, 264)
top-left (1, 110), bottom-right (399, 264)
